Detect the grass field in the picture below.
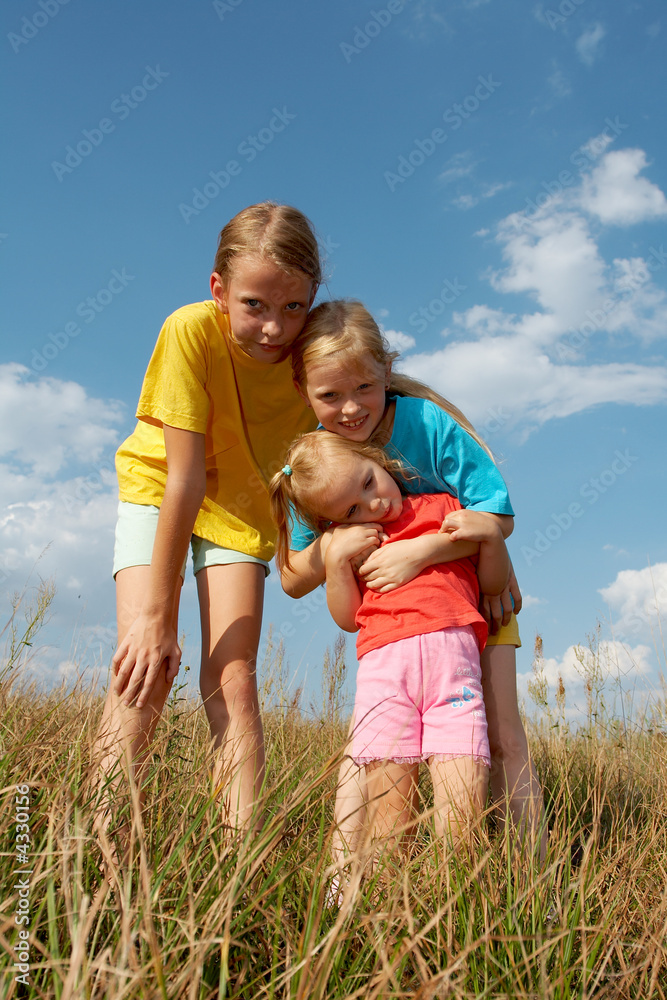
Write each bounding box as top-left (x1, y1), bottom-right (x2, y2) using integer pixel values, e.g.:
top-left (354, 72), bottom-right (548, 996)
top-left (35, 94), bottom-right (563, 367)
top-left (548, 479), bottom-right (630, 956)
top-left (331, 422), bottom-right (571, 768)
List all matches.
top-left (1, 587), bottom-right (666, 999)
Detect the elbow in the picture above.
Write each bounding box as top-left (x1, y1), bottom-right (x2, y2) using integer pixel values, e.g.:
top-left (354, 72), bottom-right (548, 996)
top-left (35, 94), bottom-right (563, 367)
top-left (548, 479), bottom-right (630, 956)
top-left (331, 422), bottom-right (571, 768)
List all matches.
top-left (281, 572), bottom-right (307, 599)
top-left (499, 515), bottom-right (514, 539)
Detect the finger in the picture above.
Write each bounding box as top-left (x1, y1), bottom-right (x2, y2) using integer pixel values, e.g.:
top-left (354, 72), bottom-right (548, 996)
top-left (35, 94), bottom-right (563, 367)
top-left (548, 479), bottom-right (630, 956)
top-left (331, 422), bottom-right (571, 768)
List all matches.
top-left (501, 604), bottom-right (512, 627)
top-left (513, 594), bottom-right (523, 615)
top-left (113, 656), bottom-right (136, 696)
top-left (121, 662), bottom-right (151, 707)
top-left (111, 643), bottom-right (128, 675)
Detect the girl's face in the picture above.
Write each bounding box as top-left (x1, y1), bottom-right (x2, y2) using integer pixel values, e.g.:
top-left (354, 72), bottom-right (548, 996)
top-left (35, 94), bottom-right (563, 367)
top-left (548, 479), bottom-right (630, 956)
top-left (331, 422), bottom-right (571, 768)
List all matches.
top-left (211, 257), bottom-right (315, 364)
top-left (315, 452), bottom-right (402, 525)
top-left (298, 357), bottom-right (389, 440)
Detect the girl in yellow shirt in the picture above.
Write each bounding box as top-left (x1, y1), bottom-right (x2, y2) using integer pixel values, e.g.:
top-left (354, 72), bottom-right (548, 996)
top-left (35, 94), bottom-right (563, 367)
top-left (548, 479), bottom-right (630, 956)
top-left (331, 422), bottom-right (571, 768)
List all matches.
top-left (94, 202), bottom-right (321, 843)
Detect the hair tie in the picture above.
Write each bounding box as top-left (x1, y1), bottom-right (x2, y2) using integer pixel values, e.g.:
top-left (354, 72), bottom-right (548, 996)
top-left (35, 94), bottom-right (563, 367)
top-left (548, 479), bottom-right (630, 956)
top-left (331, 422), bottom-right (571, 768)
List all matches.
top-left (282, 464), bottom-right (293, 476)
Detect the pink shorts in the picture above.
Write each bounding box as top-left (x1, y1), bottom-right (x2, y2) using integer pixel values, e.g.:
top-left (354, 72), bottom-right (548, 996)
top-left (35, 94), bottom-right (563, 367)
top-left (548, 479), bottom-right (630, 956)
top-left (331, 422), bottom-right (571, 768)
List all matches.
top-left (350, 626), bottom-right (490, 767)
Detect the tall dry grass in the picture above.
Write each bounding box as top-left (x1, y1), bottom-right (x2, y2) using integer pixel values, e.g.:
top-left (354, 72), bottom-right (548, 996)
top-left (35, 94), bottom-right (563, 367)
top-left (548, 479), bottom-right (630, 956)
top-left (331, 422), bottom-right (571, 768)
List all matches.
top-left (1, 584), bottom-right (666, 998)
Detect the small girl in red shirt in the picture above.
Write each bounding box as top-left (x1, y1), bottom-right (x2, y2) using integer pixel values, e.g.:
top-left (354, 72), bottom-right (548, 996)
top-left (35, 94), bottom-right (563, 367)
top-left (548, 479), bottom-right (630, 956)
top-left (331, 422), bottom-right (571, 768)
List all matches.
top-left (270, 430), bottom-right (510, 852)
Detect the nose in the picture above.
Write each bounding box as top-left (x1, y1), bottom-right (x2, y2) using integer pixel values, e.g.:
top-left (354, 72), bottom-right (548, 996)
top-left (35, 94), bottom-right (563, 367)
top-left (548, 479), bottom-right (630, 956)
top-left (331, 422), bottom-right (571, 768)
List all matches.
top-left (369, 497), bottom-right (382, 513)
top-left (341, 397), bottom-right (360, 416)
top-left (262, 314), bottom-right (283, 339)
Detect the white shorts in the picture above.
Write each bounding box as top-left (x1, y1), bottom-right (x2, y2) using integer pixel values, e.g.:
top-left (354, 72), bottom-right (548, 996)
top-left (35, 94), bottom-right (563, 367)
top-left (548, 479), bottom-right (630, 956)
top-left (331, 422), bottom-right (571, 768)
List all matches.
top-left (112, 502), bottom-right (271, 579)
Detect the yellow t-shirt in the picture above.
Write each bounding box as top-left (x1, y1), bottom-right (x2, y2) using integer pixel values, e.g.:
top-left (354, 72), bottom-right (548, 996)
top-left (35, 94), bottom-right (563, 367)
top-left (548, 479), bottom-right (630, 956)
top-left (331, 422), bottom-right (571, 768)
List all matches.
top-left (115, 301), bottom-right (317, 561)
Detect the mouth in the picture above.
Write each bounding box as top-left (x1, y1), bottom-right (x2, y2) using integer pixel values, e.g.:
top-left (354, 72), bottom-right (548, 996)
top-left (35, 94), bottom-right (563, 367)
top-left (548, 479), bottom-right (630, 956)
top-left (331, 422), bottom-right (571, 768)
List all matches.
top-left (378, 499), bottom-right (400, 522)
top-left (338, 415), bottom-right (368, 431)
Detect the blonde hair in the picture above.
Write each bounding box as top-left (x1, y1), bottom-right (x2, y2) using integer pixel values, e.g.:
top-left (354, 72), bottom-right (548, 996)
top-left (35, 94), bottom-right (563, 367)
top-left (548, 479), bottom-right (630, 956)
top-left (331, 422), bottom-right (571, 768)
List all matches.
top-left (213, 202), bottom-right (322, 287)
top-left (269, 431), bottom-right (405, 571)
top-left (291, 300), bottom-right (492, 458)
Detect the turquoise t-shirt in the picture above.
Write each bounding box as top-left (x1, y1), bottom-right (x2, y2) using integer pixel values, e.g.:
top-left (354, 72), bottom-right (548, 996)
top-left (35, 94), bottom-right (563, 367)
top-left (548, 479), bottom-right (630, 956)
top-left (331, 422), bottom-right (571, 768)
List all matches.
top-left (288, 395), bottom-right (514, 551)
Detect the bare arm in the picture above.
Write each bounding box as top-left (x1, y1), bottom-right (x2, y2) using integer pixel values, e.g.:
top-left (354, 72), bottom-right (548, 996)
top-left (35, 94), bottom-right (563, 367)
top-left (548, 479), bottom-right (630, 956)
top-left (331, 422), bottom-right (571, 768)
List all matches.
top-left (280, 536), bottom-right (329, 598)
top-left (112, 424), bottom-right (206, 707)
top-left (358, 532), bottom-right (479, 594)
top-left (478, 512), bottom-right (514, 539)
top-left (280, 523), bottom-right (383, 598)
top-left (442, 509), bottom-right (510, 596)
top-left (324, 533), bottom-right (363, 632)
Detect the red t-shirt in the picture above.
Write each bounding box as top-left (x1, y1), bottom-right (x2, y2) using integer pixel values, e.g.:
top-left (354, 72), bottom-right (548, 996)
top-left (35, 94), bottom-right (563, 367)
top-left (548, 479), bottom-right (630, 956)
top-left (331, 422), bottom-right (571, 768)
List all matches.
top-left (355, 493), bottom-right (487, 658)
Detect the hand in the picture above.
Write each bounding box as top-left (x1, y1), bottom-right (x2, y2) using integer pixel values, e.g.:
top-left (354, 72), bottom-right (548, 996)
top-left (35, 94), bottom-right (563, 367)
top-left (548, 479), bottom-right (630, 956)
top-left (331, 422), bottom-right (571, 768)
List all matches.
top-left (325, 523), bottom-right (385, 570)
top-left (112, 614), bottom-right (181, 709)
top-left (507, 562), bottom-right (522, 615)
top-left (440, 508), bottom-right (502, 543)
top-left (358, 538), bottom-right (427, 593)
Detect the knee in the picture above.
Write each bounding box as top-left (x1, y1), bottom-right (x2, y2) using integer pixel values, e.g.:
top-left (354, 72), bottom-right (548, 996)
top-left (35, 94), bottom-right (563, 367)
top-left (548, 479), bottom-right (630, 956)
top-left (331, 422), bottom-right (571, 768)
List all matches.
top-left (200, 669), bottom-right (259, 715)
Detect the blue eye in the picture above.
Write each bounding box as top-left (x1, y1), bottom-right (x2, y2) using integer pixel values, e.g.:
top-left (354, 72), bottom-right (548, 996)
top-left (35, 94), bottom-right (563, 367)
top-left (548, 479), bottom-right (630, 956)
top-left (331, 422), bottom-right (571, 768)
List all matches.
top-left (286, 302), bottom-right (301, 311)
top-left (246, 298), bottom-right (261, 308)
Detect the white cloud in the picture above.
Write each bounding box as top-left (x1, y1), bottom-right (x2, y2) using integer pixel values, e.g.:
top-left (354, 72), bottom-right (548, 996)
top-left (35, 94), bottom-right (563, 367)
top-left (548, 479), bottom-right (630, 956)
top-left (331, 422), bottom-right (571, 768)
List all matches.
top-left (401, 338), bottom-right (667, 433)
top-left (396, 149), bottom-right (667, 435)
top-left (518, 639), bottom-right (657, 722)
top-left (383, 328), bottom-right (417, 352)
top-left (576, 22), bottom-right (606, 66)
top-left (579, 149), bottom-right (667, 226)
top-left (521, 594), bottom-right (546, 609)
top-left (580, 131), bottom-right (614, 162)
top-left (439, 151), bottom-right (477, 185)
top-left (0, 367), bottom-right (128, 687)
top-left (0, 363), bottom-right (125, 476)
top-left (548, 66), bottom-right (572, 98)
top-left (452, 182), bottom-right (510, 211)
top-left (599, 563), bottom-right (667, 643)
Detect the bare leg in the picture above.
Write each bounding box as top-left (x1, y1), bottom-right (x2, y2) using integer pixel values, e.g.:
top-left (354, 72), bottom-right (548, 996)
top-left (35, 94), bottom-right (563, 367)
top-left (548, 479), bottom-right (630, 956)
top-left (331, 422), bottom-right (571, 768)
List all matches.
top-left (331, 722), bottom-right (367, 863)
top-left (92, 567), bottom-right (180, 860)
top-left (428, 755), bottom-right (488, 848)
top-left (481, 643), bottom-right (547, 861)
top-left (197, 562), bottom-right (265, 832)
top-left (365, 760), bottom-right (419, 855)
top-left (329, 751), bottom-right (366, 903)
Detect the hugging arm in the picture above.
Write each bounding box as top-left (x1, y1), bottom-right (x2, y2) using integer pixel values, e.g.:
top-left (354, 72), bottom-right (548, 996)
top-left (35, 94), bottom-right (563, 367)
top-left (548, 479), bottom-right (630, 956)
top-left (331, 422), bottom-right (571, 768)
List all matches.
top-left (358, 532), bottom-right (479, 593)
top-left (442, 509), bottom-right (510, 596)
top-left (323, 530), bottom-right (368, 632)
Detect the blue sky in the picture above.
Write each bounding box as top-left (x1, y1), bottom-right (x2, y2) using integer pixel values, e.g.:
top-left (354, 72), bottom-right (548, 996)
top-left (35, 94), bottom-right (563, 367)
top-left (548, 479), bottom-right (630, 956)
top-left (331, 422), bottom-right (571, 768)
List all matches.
top-left (2, 0), bottom-right (666, 721)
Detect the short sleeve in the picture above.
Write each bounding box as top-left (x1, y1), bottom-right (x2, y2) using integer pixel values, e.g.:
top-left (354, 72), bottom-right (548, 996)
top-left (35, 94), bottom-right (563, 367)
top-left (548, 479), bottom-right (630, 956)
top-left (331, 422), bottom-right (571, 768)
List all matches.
top-left (288, 505), bottom-right (318, 551)
top-left (136, 311), bottom-right (211, 433)
top-left (388, 398), bottom-right (514, 515)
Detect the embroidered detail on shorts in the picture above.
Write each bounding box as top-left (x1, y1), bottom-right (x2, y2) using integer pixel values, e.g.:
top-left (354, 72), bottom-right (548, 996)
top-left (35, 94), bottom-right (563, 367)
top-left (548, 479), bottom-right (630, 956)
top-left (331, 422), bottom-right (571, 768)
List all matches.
top-left (444, 686), bottom-right (476, 708)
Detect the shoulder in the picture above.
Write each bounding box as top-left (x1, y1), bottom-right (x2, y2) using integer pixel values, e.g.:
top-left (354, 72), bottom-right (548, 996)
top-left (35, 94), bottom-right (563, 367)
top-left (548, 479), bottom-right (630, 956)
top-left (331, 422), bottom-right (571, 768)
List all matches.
top-left (162, 300), bottom-right (223, 330)
top-left (157, 301), bottom-right (229, 354)
top-left (394, 394), bottom-right (450, 422)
